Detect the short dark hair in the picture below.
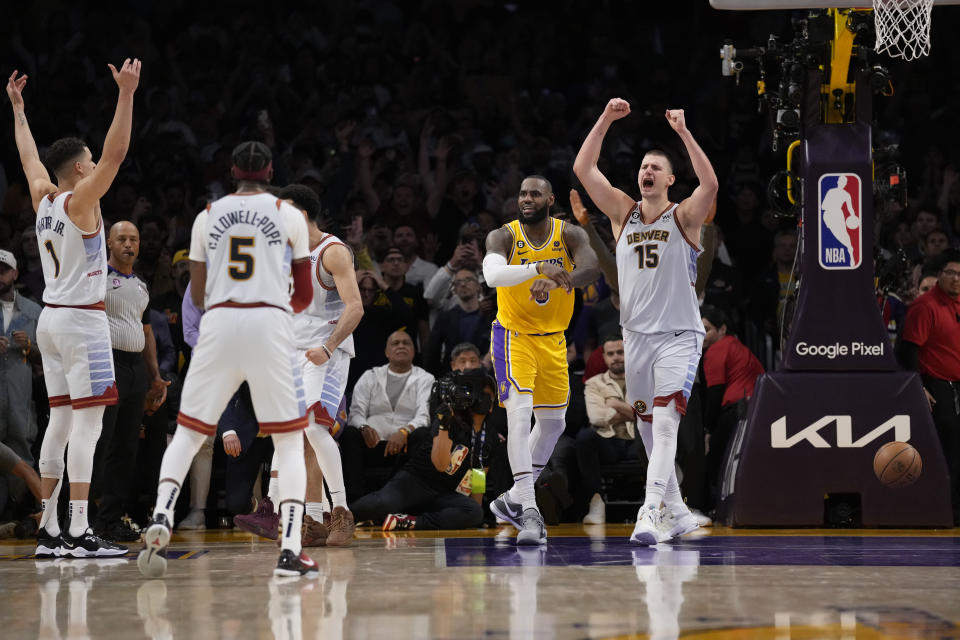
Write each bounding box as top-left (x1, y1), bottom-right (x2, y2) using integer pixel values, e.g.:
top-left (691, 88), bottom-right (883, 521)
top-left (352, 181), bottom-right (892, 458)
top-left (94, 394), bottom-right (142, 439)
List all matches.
top-left (600, 332), bottom-right (623, 348)
top-left (451, 342), bottom-right (481, 361)
top-left (278, 184), bottom-right (321, 222)
top-left (643, 149), bottom-right (674, 174)
top-left (700, 304), bottom-right (728, 330)
top-left (523, 174), bottom-right (553, 194)
top-left (935, 248), bottom-right (960, 271)
top-left (231, 141), bottom-right (272, 173)
top-left (44, 137), bottom-right (88, 178)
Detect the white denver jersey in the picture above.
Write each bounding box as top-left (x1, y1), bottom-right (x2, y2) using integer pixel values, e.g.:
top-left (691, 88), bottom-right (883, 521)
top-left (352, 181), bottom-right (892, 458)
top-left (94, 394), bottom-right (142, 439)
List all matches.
top-left (616, 202), bottom-right (705, 334)
top-left (36, 192), bottom-right (108, 306)
top-left (189, 192), bottom-right (309, 311)
top-left (293, 233), bottom-right (355, 357)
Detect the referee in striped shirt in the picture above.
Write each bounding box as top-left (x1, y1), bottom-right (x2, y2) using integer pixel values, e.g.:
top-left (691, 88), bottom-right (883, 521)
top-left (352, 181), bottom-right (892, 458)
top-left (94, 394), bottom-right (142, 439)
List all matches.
top-left (90, 221), bottom-right (170, 541)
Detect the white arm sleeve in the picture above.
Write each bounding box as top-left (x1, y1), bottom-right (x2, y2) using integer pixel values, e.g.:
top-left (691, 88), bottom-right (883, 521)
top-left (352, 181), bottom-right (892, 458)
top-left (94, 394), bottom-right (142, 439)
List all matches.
top-left (482, 253), bottom-right (538, 287)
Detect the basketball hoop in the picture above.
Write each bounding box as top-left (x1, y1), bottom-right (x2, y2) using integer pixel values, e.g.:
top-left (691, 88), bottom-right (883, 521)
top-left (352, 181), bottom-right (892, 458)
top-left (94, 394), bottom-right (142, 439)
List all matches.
top-left (873, 0), bottom-right (935, 60)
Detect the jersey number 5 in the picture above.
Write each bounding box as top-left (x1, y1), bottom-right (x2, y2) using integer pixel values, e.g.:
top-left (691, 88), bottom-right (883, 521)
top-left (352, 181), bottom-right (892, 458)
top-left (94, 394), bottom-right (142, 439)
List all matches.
top-left (635, 244), bottom-right (659, 270)
top-left (229, 237), bottom-right (255, 280)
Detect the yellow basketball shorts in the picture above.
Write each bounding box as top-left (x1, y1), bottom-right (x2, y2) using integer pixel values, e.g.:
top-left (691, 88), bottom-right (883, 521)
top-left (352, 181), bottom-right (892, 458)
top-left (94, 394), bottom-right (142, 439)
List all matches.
top-left (490, 320), bottom-right (570, 409)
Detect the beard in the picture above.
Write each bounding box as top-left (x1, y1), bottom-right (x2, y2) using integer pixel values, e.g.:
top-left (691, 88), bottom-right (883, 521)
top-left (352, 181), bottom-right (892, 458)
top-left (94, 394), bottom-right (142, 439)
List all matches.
top-left (519, 203), bottom-right (549, 225)
top-left (609, 363), bottom-right (625, 375)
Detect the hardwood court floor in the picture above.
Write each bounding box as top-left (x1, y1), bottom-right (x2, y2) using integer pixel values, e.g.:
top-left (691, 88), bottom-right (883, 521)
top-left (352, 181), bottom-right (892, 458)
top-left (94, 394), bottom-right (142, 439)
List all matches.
top-left (2, 524), bottom-right (959, 639)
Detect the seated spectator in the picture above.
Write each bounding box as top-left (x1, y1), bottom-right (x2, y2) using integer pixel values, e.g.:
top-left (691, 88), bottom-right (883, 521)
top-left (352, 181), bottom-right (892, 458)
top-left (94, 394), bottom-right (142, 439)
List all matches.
top-left (352, 368), bottom-right (496, 531)
top-left (922, 229), bottom-right (951, 260)
top-left (424, 269), bottom-right (495, 374)
top-left (577, 334), bottom-right (641, 525)
top-left (700, 305), bottom-right (765, 510)
top-left (341, 331), bottom-right (434, 501)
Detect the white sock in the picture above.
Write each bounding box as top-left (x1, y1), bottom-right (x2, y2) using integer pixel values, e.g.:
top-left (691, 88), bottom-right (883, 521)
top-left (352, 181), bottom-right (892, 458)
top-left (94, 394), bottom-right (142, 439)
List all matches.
top-left (503, 394), bottom-right (536, 511)
top-left (305, 422), bottom-right (348, 509)
top-left (643, 402), bottom-right (681, 509)
top-left (273, 431), bottom-right (306, 553)
top-left (68, 500), bottom-right (89, 537)
top-left (40, 483), bottom-right (62, 536)
top-left (155, 481), bottom-right (180, 523)
top-left (280, 501), bottom-right (305, 554)
top-left (305, 502), bottom-right (324, 521)
top-left (269, 475), bottom-right (280, 504)
top-left (153, 426), bottom-right (207, 522)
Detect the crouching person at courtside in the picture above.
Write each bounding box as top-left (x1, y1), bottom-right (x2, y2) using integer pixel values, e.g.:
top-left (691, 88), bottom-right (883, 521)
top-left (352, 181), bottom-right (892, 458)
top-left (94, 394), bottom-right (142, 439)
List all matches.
top-left (352, 368), bottom-right (497, 531)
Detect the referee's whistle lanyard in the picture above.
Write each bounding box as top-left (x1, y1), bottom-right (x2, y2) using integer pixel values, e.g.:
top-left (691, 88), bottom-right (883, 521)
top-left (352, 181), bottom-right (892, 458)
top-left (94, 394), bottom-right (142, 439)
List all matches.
top-left (471, 424), bottom-right (486, 469)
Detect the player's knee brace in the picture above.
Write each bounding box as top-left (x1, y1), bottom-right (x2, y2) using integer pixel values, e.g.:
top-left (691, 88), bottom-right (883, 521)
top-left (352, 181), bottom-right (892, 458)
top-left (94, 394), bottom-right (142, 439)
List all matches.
top-left (38, 457), bottom-right (65, 480)
top-left (66, 406), bottom-right (106, 483)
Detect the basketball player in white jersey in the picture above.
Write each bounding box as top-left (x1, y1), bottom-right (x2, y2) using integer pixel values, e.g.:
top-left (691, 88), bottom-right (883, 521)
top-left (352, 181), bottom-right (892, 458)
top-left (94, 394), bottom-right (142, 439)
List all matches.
top-left (7, 61), bottom-right (141, 558)
top-left (138, 141), bottom-right (317, 578)
top-left (574, 100), bottom-right (718, 545)
top-left (278, 183), bottom-right (363, 546)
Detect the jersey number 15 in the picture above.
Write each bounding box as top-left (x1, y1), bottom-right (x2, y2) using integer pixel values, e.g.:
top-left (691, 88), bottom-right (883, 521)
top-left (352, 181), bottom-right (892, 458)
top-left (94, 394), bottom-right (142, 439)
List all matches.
top-left (635, 244), bottom-right (659, 270)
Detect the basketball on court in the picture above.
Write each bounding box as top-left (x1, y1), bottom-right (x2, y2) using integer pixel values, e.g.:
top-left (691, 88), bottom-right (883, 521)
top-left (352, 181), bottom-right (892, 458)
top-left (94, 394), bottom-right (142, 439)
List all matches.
top-left (873, 441), bottom-right (922, 488)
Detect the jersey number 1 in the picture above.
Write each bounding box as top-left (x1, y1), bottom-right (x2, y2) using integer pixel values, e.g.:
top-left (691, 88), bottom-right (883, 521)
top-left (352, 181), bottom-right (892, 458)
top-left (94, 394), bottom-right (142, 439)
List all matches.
top-left (229, 237), bottom-right (255, 280)
top-left (635, 244), bottom-right (659, 269)
top-left (44, 240), bottom-right (61, 278)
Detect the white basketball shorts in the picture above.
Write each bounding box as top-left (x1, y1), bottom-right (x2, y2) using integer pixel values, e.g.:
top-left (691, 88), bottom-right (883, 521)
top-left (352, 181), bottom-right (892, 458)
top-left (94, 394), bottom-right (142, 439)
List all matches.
top-left (300, 347), bottom-right (350, 436)
top-left (623, 328), bottom-right (703, 423)
top-left (36, 305), bottom-right (118, 409)
top-left (178, 306), bottom-right (307, 435)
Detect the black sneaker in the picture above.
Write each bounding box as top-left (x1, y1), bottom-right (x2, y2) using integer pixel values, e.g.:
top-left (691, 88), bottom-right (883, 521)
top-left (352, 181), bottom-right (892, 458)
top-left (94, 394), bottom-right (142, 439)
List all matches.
top-left (96, 519), bottom-right (142, 543)
top-left (274, 549), bottom-right (319, 578)
top-left (60, 530), bottom-right (128, 558)
top-left (35, 528), bottom-right (62, 559)
top-left (137, 514), bottom-right (172, 578)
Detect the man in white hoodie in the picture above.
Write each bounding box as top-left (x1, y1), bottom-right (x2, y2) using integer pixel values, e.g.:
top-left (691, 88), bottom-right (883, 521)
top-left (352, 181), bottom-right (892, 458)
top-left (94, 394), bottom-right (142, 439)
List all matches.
top-left (342, 331), bottom-right (434, 500)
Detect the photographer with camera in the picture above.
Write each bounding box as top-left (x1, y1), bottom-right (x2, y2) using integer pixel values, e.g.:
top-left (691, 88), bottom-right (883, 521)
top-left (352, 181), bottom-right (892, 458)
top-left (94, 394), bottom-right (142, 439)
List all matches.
top-left (351, 368), bottom-right (497, 531)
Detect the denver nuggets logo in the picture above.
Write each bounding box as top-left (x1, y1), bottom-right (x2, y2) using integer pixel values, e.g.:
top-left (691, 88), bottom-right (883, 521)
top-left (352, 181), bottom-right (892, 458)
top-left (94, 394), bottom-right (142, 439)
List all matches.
top-left (633, 400), bottom-right (647, 415)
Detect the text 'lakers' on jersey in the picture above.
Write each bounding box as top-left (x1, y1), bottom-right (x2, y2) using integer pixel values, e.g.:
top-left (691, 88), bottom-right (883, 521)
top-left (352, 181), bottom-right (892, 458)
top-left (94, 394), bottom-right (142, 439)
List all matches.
top-left (495, 218), bottom-right (574, 335)
top-left (36, 191), bottom-right (108, 306)
top-left (188, 192), bottom-right (309, 311)
top-left (615, 202), bottom-right (704, 334)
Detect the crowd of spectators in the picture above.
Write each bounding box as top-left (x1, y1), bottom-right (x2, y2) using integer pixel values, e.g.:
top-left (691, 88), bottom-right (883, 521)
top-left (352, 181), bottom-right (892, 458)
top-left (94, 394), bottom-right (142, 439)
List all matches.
top-left (2, 0), bottom-right (960, 532)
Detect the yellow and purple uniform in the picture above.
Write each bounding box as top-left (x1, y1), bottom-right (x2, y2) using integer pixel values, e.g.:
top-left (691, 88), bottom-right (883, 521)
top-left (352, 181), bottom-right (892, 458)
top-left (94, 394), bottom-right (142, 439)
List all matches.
top-left (491, 218), bottom-right (574, 408)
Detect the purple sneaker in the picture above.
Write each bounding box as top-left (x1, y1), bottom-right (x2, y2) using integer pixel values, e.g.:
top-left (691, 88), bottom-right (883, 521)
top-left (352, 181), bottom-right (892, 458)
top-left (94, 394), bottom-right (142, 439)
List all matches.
top-left (234, 497), bottom-right (280, 540)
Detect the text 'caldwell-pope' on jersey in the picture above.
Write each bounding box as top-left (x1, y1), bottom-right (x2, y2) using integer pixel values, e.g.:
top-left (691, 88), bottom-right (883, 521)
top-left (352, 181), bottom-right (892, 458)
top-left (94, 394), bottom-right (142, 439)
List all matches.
top-left (616, 202), bottom-right (705, 335)
top-left (36, 191), bottom-right (108, 306)
top-left (293, 232), bottom-right (355, 356)
top-left (494, 218), bottom-right (575, 335)
top-left (189, 192), bottom-right (309, 310)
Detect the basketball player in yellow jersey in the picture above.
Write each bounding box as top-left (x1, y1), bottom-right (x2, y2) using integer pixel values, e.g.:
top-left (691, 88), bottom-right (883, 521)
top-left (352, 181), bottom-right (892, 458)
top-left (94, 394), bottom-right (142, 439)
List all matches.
top-left (483, 175), bottom-right (599, 544)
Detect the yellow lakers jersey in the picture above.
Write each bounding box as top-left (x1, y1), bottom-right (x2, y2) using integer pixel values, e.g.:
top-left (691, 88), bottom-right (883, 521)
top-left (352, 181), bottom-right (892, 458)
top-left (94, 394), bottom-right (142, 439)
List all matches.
top-left (495, 218), bottom-right (575, 334)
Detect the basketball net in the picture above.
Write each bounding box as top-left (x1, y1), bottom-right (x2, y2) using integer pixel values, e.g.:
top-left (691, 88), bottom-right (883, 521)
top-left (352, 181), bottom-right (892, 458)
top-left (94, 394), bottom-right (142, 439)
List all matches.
top-left (873, 0), bottom-right (934, 60)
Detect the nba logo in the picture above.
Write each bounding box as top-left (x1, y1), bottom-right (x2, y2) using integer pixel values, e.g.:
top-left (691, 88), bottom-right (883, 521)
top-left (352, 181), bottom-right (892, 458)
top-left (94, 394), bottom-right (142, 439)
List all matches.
top-left (817, 173), bottom-right (862, 270)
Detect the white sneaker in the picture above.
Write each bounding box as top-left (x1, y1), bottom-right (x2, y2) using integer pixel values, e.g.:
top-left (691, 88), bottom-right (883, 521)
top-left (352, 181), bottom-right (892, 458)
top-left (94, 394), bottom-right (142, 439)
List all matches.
top-left (583, 493), bottom-right (606, 525)
top-left (630, 505), bottom-right (662, 546)
top-left (690, 508), bottom-right (713, 527)
top-left (658, 508), bottom-right (700, 542)
top-left (178, 510), bottom-right (206, 530)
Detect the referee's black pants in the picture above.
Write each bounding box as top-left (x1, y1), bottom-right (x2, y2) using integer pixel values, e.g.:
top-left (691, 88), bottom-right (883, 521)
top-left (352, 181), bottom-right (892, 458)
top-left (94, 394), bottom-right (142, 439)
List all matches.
top-left (91, 349), bottom-right (148, 528)
top-left (923, 375), bottom-right (960, 524)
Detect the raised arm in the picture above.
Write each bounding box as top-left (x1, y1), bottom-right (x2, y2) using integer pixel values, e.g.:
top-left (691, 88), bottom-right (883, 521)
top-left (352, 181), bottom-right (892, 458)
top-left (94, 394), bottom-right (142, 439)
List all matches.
top-left (573, 99), bottom-right (637, 234)
top-left (481, 227), bottom-right (540, 287)
top-left (71, 59), bottom-right (142, 228)
top-left (668, 109), bottom-right (719, 239)
top-left (6, 71), bottom-right (56, 210)
top-left (570, 189), bottom-right (618, 291)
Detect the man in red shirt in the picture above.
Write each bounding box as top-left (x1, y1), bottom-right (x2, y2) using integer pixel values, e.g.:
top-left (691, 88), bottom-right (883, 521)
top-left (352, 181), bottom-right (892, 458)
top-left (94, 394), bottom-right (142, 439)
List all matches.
top-left (900, 249), bottom-right (960, 524)
top-left (700, 305), bottom-right (765, 511)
